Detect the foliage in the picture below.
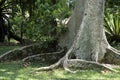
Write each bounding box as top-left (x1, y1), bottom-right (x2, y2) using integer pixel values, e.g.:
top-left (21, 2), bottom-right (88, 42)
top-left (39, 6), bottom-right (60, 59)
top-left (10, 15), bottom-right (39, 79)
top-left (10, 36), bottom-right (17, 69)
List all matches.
top-left (106, 0), bottom-right (120, 9)
top-left (0, 0), bottom-right (36, 43)
top-left (0, 0), bottom-right (75, 46)
top-left (3, 0), bottom-right (72, 45)
top-left (105, 0), bottom-right (120, 43)
top-left (22, 0), bottom-right (71, 41)
top-left (104, 12), bottom-right (120, 43)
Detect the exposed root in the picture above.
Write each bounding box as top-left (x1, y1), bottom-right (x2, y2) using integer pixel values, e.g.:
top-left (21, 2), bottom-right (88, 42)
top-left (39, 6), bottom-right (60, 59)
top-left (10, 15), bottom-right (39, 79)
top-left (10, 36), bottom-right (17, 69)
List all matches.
top-left (63, 44), bottom-right (77, 73)
top-left (35, 57), bottom-right (118, 73)
top-left (34, 45), bottom-right (74, 72)
top-left (33, 46), bottom-right (120, 73)
top-left (0, 43), bottom-right (38, 60)
top-left (109, 46), bottom-right (120, 53)
top-left (103, 47), bottom-right (120, 65)
top-left (63, 60), bottom-right (78, 73)
top-left (34, 44), bottom-right (120, 73)
top-left (67, 59), bottom-right (117, 72)
top-left (35, 57), bottom-right (64, 71)
top-left (34, 45), bottom-right (119, 73)
top-left (22, 49), bottom-right (64, 62)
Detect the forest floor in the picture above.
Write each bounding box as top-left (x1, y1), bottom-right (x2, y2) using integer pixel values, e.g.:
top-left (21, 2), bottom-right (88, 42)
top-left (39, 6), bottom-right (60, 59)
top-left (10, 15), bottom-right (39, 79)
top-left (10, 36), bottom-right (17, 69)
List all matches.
top-left (0, 44), bottom-right (120, 80)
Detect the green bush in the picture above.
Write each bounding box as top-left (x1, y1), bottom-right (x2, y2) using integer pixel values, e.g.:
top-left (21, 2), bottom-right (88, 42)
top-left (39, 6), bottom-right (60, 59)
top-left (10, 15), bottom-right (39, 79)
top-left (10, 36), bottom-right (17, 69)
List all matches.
top-left (104, 12), bottom-right (120, 43)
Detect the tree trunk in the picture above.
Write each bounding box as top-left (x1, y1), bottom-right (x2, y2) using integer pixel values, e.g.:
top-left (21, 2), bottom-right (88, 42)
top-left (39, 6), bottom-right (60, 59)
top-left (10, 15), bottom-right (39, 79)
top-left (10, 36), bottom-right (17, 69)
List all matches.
top-left (55, 0), bottom-right (120, 72)
top-left (73, 0), bottom-right (107, 62)
top-left (59, 0), bottom-right (86, 49)
top-left (61, 0), bottom-right (120, 64)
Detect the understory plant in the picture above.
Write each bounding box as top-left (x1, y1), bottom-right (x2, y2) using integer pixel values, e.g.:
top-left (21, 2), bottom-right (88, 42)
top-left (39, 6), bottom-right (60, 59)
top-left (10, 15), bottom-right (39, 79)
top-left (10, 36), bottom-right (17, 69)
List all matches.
top-left (104, 12), bottom-right (120, 43)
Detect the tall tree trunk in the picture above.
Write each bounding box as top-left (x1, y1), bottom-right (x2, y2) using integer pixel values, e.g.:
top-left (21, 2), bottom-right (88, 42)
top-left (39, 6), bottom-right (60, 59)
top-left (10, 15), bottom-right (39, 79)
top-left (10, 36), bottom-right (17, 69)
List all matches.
top-left (60, 0), bottom-right (120, 64)
top-left (74, 0), bottom-right (107, 61)
top-left (46, 0), bottom-right (120, 72)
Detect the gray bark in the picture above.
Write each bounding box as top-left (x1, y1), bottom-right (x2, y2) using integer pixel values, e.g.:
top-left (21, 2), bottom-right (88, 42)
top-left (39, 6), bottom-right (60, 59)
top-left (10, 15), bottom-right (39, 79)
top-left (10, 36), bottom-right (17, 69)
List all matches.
top-left (59, 0), bottom-right (86, 49)
top-left (59, 0), bottom-right (107, 61)
top-left (74, 0), bottom-right (106, 61)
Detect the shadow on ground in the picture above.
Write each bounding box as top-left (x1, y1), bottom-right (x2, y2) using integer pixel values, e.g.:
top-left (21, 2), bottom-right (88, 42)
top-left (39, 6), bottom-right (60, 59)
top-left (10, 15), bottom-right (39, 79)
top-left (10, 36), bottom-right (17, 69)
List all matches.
top-left (0, 62), bottom-right (120, 80)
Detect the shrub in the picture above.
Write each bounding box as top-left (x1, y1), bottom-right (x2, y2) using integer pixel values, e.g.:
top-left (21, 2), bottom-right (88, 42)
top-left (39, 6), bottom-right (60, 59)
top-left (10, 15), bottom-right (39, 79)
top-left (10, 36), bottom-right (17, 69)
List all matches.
top-left (104, 12), bottom-right (120, 43)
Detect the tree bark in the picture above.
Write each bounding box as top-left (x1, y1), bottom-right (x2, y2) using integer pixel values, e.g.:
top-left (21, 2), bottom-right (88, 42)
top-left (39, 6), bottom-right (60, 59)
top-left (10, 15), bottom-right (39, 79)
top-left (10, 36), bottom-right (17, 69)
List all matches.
top-left (59, 0), bottom-right (86, 49)
top-left (73, 0), bottom-right (107, 61)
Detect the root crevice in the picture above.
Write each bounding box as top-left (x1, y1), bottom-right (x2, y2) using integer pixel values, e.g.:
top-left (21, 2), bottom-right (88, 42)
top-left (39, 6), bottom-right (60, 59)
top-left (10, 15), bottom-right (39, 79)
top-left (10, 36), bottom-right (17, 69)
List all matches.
top-left (102, 47), bottom-right (120, 65)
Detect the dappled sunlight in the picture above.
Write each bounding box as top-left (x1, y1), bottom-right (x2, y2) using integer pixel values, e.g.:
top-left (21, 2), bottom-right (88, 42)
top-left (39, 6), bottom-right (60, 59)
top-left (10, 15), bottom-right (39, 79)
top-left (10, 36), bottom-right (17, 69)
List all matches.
top-left (6, 71), bottom-right (15, 75)
top-left (0, 69), bottom-right (6, 72)
top-left (0, 77), bottom-right (10, 80)
top-left (0, 62), bottom-right (120, 80)
top-left (52, 69), bottom-right (66, 78)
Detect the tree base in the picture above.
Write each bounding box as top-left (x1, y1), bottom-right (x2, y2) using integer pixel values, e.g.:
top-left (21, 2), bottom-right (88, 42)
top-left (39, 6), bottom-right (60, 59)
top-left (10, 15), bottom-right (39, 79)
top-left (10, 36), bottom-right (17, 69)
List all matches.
top-left (0, 43), bottom-right (120, 73)
top-left (102, 47), bottom-right (120, 64)
top-left (34, 45), bottom-right (120, 73)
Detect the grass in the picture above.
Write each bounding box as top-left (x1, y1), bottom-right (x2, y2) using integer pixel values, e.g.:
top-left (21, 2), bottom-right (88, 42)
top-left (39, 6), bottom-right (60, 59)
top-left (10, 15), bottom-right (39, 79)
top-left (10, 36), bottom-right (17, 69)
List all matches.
top-left (0, 62), bottom-right (120, 80)
top-left (0, 45), bottom-right (120, 80)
